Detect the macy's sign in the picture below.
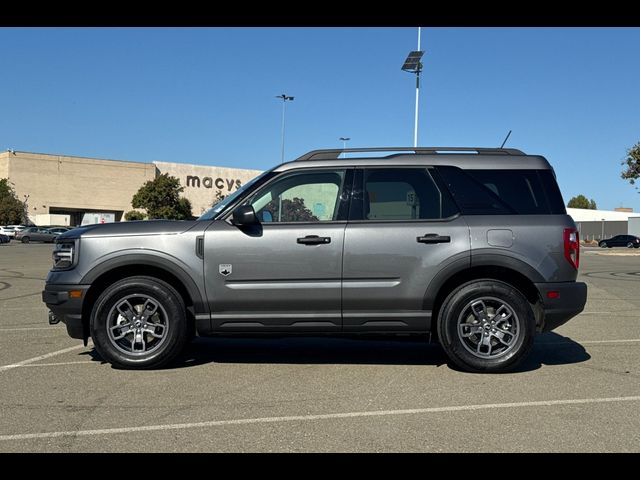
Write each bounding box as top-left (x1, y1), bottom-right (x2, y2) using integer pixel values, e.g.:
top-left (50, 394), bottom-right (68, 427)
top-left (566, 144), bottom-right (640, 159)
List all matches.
top-left (185, 176), bottom-right (242, 191)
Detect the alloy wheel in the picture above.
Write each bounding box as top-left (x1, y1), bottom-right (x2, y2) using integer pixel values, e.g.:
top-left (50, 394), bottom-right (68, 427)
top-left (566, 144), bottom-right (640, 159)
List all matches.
top-left (106, 294), bottom-right (169, 356)
top-left (457, 297), bottom-right (521, 359)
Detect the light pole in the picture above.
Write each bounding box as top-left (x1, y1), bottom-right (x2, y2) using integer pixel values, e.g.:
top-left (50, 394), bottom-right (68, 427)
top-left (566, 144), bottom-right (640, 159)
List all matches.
top-left (339, 137), bottom-right (350, 158)
top-left (276, 94), bottom-right (294, 163)
top-left (401, 27), bottom-right (424, 147)
top-left (22, 194), bottom-right (29, 225)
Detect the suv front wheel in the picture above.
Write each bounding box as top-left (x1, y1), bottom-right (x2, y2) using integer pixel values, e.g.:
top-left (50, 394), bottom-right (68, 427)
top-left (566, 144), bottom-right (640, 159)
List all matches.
top-left (90, 276), bottom-right (188, 369)
top-left (437, 280), bottom-right (535, 373)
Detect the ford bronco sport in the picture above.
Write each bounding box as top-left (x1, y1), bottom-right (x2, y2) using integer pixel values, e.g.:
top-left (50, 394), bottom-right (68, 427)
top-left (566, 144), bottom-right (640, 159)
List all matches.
top-left (43, 147), bottom-right (587, 372)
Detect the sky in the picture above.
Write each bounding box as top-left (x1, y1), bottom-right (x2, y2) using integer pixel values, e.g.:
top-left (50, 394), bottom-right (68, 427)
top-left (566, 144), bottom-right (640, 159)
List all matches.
top-left (1, 27), bottom-right (639, 211)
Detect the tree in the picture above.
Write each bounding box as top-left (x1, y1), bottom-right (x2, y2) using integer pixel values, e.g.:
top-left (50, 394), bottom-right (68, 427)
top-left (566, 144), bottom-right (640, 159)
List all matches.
top-left (211, 190), bottom-right (226, 207)
top-left (131, 173), bottom-right (193, 220)
top-left (567, 194), bottom-right (597, 210)
top-left (263, 197), bottom-right (318, 222)
top-left (177, 197), bottom-right (193, 219)
top-left (124, 210), bottom-right (146, 221)
top-left (621, 142), bottom-right (640, 187)
top-left (0, 178), bottom-right (27, 224)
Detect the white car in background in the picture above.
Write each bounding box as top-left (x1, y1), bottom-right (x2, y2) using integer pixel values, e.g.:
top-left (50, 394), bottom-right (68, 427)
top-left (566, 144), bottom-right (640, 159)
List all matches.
top-left (6, 225), bottom-right (27, 237)
top-left (0, 226), bottom-right (17, 238)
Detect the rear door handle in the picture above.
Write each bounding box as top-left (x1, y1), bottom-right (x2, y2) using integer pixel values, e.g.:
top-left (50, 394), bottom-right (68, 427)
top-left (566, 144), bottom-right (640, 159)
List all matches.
top-left (417, 234), bottom-right (451, 244)
top-left (297, 235), bottom-right (331, 245)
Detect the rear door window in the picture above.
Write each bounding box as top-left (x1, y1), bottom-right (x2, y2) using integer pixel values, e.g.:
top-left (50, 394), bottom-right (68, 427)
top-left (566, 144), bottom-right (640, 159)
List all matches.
top-left (351, 168), bottom-right (459, 221)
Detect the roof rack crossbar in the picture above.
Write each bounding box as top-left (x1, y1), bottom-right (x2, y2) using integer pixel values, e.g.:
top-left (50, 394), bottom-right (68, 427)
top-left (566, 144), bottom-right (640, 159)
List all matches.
top-left (295, 146), bottom-right (525, 161)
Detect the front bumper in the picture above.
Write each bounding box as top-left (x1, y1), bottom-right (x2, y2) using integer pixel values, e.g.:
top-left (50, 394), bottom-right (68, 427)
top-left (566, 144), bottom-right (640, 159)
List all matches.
top-left (42, 284), bottom-right (91, 339)
top-left (535, 281), bottom-right (587, 332)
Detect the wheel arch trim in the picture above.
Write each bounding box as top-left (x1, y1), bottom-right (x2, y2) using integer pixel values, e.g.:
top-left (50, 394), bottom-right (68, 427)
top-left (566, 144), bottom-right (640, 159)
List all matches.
top-left (80, 252), bottom-right (206, 314)
top-left (424, 254), bottom-right (544, 312)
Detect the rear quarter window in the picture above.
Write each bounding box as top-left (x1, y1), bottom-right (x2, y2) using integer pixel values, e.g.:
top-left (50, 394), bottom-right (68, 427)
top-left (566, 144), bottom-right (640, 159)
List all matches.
top-left (436, 167), bottom-right (567, 215)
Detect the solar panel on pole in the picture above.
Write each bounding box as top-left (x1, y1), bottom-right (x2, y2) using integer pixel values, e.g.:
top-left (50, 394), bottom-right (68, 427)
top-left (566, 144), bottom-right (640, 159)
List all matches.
top-left (401, 51), bottom-right (424, 72)
top-left (401, 29), bottom-right (425, 147)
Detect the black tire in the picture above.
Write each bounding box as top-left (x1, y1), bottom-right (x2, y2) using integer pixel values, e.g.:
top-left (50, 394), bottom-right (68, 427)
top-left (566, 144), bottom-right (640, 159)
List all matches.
top-left (21, 237), bottom-right (29, 244)
top-left (437, 280), bottom-right (536, 373)
top-left (599, 242), bottom-right (607, 248)
top-left (90, 276), bottom-right (189, 369)
top-left (627, 242), bottom-right (634, 248)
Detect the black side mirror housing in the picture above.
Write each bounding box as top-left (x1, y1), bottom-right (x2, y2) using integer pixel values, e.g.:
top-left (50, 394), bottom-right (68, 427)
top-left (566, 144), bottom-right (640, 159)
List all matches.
top-left (232, 205), bottom-right (259, 226)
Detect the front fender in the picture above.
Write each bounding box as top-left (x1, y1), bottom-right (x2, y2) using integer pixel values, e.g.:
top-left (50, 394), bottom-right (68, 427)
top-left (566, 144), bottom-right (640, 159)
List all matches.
top-left (80, 250), bottom-right (206, 314)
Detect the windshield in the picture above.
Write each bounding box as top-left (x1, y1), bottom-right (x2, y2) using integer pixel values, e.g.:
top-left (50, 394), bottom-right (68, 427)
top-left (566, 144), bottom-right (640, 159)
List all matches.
top-left (198, 170), bottom-right (272, 221)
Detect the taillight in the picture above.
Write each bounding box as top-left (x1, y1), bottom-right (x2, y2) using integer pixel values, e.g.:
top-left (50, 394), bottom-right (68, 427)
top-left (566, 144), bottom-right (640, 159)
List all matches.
top-left (564, 228), bottom-right (580, 269)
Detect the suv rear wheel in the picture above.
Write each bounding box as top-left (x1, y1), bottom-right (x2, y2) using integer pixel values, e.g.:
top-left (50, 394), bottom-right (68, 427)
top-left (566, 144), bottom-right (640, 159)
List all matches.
top-left (90, 276), bottom-right (188, 369)
top-left (437, 280), bottom-right (535, 373)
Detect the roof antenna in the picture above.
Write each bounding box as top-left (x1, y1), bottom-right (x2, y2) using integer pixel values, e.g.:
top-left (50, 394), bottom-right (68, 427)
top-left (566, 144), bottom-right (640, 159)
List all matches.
top-left (499, 130), bottom-right (512, 149)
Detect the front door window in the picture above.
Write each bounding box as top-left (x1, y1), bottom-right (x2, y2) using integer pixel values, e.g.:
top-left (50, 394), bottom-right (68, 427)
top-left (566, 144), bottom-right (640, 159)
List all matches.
top-left (248, 170), bottom-right (347, 223)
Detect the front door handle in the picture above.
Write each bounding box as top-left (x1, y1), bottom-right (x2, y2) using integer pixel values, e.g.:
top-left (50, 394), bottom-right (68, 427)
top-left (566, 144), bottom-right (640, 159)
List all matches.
top-left (417, 234), bottom-right (451, 244)
top-left (297, 235), bottom-right (331, 245)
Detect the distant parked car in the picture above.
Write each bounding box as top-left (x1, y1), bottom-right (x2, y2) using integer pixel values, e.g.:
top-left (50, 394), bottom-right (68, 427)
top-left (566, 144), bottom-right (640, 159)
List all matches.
top-left (0, 233), bottom-right (10, 244)
top-left (598, 235), bottom-right (640, 248)
top-left (6, 225), bottom-right (27, 236)
top-left (15, 227), bottom-right (59, 243)
top-left (0, 226), bottom-right (16, 238)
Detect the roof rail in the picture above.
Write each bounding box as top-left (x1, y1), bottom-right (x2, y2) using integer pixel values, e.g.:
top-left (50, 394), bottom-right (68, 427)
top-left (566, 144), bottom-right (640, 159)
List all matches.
top-left (295, 146), bottom-right (526, 161)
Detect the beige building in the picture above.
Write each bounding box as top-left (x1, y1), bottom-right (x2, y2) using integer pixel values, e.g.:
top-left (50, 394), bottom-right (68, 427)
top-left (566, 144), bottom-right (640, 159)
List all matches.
top-left (154, 161), bottom-right (262, 217)
top-left (0, 150), bottom-right (262, 226)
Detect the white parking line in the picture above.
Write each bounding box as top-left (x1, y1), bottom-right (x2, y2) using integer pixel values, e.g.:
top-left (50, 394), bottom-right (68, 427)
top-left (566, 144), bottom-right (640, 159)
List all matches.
top-left (580, 312), bottom-right (640, 316)
top-left (0, 327), bottom-right (64, 331)
top-left (0, 307), bottom-right (48, 311)
top-left (16, 361), bottom-right (94, 368)
top-left (537, 339), bottom-right (640, 346)
top-left (1, 395), bottom-right (639, 442)
top-left (579, 339), bottom-right (640, 344)
top-left (0, 345), bottom-right (86, 373)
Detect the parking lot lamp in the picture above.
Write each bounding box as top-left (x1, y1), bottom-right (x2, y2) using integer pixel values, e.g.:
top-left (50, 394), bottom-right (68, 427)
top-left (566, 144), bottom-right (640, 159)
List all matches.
top-left (276, 94), bottom-right (294, 163)
top-left (339, 137), bottom-right (350, 158)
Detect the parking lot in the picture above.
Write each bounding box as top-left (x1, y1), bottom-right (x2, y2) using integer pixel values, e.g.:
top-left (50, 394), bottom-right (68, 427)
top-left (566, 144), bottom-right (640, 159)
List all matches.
top-left (0, 242), bottom-right (639, 452)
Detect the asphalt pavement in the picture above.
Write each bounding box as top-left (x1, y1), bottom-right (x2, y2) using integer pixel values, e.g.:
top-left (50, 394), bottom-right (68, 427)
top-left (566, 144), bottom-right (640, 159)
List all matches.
top-left (0, 242), bottom-right (638, 452)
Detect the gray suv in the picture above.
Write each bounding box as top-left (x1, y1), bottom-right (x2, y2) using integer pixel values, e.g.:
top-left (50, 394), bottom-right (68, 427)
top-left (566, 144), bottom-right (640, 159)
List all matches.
top-left (43, 147), bottom-right (587, 372)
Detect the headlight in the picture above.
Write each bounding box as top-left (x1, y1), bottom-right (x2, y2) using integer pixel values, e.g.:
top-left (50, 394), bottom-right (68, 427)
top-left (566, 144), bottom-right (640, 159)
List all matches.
top-left (52, 241), bottom-right (77, 270)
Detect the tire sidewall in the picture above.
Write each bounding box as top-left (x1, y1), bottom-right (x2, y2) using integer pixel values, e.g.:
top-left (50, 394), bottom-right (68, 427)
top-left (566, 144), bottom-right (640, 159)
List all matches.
top-left (437, 280), bottom-right (536, 373)
top-left (90, 276), bottom-right (187, 369)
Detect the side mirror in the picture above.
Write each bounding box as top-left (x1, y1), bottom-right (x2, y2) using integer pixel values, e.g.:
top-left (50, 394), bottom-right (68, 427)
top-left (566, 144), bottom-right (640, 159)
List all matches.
top-left (232, 205), bottom-right (259, 226)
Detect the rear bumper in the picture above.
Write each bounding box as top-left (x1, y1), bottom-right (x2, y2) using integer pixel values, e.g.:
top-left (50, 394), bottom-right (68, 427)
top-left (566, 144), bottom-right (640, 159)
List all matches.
top-left (535, 281), bottom-right (587, 332)
top-left (42, 284), bottom-right (90, 339)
